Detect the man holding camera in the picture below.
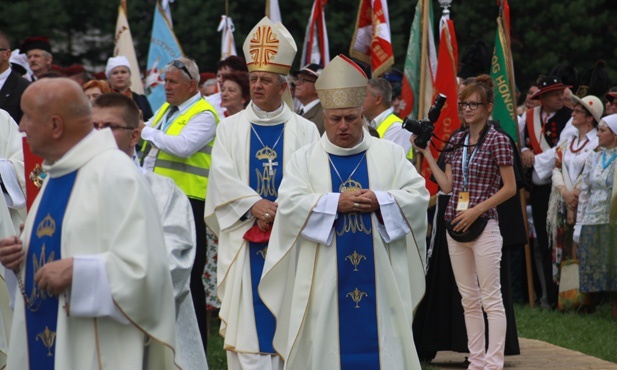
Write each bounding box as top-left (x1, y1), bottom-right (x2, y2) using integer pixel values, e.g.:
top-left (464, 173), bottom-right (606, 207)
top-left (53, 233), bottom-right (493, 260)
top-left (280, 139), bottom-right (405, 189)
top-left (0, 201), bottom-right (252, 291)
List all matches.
top-left (259, 55), bottom-right (429, 369)
top-left (363, 77), bottom-right (413, 157)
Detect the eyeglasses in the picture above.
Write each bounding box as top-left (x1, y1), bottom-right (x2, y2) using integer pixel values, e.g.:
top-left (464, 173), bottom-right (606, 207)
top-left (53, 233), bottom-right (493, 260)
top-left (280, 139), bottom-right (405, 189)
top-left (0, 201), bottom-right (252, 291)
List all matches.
top-left (168, 60), bottom-right (193, 80)
top-left (295, 77), bottom-right (316, 85)
top-left (93, 122), bottom-right (134, 131)
top-left (572, 108), bottom-right (587, 114)
top-left (458, 102), bottom-right (484, 111)
top-left (607, 99), bottom-right (616, 105)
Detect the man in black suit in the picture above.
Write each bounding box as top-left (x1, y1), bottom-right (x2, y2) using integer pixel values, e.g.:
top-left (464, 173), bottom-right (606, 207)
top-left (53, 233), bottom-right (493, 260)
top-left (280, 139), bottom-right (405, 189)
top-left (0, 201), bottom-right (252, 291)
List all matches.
top-left (291, 63), bottom-right (325, 134)
top-left (0, 31), bottom-right (30, 123)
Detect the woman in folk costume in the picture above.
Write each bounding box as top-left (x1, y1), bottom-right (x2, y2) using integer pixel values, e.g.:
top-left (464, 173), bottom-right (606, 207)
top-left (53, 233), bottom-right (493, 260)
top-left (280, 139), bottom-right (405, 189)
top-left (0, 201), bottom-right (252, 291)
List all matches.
top-left (414, 75), bottom-right (516, 370)
top-left (105, 56), bottom-right (154, 121)
top-left (547, 95), bottom-right (602, 285)
top-left (575, 114), bottom-right (617, 318)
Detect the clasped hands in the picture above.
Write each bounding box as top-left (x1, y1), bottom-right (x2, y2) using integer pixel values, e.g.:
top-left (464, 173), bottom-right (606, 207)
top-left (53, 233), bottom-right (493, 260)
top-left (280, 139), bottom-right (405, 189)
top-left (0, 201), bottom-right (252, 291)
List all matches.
top-left (251, 199), bottom-right (278, 231)
top-left (0, 235), bottom-right (73, 296)
top-left (338, 189), bottom-right (379, 214)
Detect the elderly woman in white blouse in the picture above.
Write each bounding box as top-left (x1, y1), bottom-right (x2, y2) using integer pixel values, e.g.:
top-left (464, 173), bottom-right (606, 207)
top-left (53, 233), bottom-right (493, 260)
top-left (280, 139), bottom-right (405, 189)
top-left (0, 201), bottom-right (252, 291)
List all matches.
top-left (576, 114), bottom-right (617, 317)
top-left (547, 95), bottom-right (603, 284)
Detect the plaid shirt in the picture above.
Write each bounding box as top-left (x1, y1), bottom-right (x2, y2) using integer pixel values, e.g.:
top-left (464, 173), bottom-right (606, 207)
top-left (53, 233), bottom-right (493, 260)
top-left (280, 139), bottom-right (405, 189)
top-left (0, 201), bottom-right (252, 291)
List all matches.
top-left (444, 126), bottom-right (513, 221)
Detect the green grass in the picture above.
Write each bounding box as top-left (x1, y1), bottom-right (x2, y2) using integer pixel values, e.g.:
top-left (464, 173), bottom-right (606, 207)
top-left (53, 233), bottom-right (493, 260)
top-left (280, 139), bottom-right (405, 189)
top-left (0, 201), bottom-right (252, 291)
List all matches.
top-left (514, 302), bottom-right (617, 363)
top-left (206, 321), bottom-right (226, 370)
top-left (205, 304), bottom-right (617, 369)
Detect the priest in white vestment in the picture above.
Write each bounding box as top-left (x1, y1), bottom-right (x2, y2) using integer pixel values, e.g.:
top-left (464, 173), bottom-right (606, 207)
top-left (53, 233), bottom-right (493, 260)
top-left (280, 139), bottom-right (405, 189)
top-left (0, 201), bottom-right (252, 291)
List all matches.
top-left (92, 93), bottom-right (208, 370)
top-left (204, 17), bottom-right (319, 370)
top-left (0, 79), bottom-right (179, 370)
top-left (259, 55), bottom-right (429, 370)
top-left (0, 110), bottom-right (26, 368)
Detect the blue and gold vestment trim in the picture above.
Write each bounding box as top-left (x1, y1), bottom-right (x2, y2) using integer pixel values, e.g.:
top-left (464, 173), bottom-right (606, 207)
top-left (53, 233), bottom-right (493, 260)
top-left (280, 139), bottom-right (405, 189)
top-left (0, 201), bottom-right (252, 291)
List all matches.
top-left (26, 171), bottom-right (78, 369)
top-left (248, 123), bottom-right (284, 354)
top-left (329, 152), bottom-right (380, 369)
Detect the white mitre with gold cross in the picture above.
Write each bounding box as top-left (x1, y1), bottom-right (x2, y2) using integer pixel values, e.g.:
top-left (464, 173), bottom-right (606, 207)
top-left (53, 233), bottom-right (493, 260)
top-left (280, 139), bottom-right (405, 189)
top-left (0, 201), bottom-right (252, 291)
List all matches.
top-left (315, 55), bottom-right (368, 109)
top-left (243, 16), bottom-right (297, 75)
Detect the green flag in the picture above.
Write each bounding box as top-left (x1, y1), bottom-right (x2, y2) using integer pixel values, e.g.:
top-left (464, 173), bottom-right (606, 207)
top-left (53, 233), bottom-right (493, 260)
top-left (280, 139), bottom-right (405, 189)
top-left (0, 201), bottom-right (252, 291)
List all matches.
top-left (490, 18), bottom-right (518, 142)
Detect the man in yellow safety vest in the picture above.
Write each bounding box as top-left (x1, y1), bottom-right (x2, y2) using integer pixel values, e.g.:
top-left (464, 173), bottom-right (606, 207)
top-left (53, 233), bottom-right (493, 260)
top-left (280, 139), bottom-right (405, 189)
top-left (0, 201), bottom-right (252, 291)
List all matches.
top-left (139, 56), bottom-right (219, 355)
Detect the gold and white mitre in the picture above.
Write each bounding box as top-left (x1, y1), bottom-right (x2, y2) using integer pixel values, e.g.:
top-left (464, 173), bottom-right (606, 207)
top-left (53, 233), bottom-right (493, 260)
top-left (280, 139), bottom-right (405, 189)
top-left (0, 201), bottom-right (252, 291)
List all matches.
top-left (243, 16), bottom-right (297, 75)
top-left (315, 55), bottom-right (368, 109)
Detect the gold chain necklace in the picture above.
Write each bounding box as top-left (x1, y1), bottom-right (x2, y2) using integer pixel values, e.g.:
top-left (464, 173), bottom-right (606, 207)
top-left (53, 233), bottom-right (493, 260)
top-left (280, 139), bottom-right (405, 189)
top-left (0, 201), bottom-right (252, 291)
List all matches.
top-left (251, 124), bottom-right (285, 176)
top-left (328, 152), bottom-right (368, 192)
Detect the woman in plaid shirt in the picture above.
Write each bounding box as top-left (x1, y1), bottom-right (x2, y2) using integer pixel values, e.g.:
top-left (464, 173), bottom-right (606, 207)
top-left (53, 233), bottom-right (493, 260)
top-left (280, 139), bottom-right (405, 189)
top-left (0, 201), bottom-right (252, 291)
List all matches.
top-left (413, 74), bottom-right (517, 370)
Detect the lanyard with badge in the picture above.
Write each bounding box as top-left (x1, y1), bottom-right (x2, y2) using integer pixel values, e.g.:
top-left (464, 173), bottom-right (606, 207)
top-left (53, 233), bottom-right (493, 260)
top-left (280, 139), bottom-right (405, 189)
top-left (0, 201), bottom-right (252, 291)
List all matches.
top-left (457, 134), bottom-right (478, 211)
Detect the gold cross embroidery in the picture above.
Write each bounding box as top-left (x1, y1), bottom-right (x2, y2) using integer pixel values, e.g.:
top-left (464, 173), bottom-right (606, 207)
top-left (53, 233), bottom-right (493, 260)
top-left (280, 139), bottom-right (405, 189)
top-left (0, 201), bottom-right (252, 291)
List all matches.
top-left (249, 25), bottom-right (279, 67)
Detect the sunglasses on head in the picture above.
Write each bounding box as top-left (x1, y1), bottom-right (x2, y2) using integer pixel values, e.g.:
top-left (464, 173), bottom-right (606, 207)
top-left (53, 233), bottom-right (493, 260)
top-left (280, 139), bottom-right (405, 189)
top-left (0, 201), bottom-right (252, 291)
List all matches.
top-left (168, 60), bottom-right (193, 80)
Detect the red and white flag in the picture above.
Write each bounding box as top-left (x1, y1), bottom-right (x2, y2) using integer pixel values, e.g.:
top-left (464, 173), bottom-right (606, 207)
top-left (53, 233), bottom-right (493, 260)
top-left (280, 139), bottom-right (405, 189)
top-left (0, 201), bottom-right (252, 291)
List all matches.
top-left (349, 0), bottom-right (394, 77)
top-left (300, 0), bottom-right (330, 67)
top-left (217, 15), bottom-right (237, 60)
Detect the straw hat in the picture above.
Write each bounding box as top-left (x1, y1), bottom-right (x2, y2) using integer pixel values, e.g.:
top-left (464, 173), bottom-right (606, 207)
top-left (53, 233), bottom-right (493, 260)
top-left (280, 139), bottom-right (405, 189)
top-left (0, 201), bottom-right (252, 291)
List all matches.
top-left (570, 95), bottom-right (604, 123)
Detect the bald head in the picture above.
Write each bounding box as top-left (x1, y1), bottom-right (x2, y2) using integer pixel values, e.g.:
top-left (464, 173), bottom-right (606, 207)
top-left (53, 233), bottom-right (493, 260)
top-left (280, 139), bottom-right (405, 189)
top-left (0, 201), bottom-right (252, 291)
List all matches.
top-left (20, 78), bottom-right (93, 162)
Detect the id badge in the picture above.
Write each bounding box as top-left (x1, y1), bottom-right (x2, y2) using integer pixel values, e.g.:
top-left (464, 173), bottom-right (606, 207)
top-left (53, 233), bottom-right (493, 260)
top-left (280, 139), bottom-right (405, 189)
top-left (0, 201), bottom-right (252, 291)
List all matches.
top-left (148, 147), bottom-right (159, 158)
top-left (456, 191), bottom-right (470, 211)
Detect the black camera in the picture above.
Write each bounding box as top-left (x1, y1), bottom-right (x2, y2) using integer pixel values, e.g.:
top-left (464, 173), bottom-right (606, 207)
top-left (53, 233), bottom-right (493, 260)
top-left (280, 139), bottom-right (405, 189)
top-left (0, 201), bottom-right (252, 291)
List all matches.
top-left (402, 93), bottom-right (447, 149)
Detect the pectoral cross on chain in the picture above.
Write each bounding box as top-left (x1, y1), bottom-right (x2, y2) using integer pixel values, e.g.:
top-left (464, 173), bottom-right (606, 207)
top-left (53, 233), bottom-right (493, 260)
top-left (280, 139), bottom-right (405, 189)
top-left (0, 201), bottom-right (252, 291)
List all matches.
top-left (263, 156), bottom-right (278, 176)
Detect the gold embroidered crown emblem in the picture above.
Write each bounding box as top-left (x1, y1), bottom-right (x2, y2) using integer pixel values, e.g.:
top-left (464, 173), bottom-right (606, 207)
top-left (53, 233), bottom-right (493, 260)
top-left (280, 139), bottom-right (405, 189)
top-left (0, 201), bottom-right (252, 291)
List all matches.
top-left (249, 25), bottom-right (279, 68)
top-left (340, 179), bottom-right (362, 192)
top-left (36, 214), bottom-right (56, 238)
top-left (256, 147), bottom-right (277, 161)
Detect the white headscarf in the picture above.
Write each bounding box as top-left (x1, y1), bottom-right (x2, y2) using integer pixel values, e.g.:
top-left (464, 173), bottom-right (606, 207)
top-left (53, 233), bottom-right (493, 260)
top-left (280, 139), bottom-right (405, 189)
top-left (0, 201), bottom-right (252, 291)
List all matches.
top-left (105, 56), bottom-right (131, 78)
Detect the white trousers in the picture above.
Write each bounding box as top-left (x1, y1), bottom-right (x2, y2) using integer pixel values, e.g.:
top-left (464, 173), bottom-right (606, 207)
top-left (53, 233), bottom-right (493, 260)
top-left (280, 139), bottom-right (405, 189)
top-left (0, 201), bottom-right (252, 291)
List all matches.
top-left (226, 351), bottom-right (283, 370)
top-left (447, 219), bottom-right (506, 370)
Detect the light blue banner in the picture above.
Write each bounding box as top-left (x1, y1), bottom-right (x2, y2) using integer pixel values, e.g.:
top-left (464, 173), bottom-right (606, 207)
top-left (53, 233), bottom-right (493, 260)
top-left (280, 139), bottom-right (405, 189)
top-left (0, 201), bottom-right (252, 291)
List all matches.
top-left (145, 2), bottom-right (184, 112)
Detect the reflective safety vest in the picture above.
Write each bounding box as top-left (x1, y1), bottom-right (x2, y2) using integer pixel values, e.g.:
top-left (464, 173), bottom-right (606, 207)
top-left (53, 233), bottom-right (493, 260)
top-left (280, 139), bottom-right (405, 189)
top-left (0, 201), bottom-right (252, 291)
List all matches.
top-left (146, 99), bottom-right (219, 200)
top-left (375, 113), bottom-right (414, 160)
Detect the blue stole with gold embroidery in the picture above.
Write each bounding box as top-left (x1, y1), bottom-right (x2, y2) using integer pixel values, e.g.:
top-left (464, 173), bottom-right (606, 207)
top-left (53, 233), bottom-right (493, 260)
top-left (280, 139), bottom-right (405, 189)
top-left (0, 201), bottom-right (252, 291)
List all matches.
top-left (25, 171), bottom-right (78, 369)
top-left (329, 152), bottom-right (380, 369)
top-left (248, 123), bottom-right (284, 353)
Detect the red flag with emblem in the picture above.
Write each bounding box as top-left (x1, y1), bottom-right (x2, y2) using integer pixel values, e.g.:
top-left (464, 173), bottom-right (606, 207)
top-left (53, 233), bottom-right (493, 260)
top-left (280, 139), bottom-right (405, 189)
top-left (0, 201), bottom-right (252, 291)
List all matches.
top-left (349, 0), bottom-right (394, 77)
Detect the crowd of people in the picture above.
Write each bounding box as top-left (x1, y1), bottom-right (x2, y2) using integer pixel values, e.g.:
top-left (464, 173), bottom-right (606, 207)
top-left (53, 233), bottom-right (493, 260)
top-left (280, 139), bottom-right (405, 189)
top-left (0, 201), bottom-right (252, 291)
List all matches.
top-left (0, 15), bottom-right (615, 370)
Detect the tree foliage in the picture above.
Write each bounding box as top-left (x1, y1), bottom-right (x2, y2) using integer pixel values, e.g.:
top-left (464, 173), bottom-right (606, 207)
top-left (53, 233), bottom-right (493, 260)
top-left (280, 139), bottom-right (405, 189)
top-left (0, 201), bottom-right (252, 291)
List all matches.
top-left (0, 0), bottom-right (614, 97)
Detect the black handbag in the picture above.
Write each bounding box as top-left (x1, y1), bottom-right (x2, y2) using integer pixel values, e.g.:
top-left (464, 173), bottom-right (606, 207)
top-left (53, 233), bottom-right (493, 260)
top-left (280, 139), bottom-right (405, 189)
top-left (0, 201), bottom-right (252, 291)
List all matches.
top-left (446, 217), bottom-right (488, 243)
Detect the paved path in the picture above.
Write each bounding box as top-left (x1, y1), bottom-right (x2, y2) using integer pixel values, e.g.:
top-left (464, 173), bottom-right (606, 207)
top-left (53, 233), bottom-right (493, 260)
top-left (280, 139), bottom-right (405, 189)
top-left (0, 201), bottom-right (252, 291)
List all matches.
top-left (431, 338), bottom-right (617, 369)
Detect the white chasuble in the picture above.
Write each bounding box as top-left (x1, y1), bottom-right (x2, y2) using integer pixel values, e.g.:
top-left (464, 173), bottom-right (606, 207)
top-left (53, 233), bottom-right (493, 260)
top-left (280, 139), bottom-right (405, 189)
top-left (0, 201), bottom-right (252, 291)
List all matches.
top-left (204, 102), bottom-right (319, 354)
top-left (260, 132), bottom-right (429, 369)
top-left (0, 111), bottom-right (25, 368)
top-left (7, 130), bottom-right (179, 370)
